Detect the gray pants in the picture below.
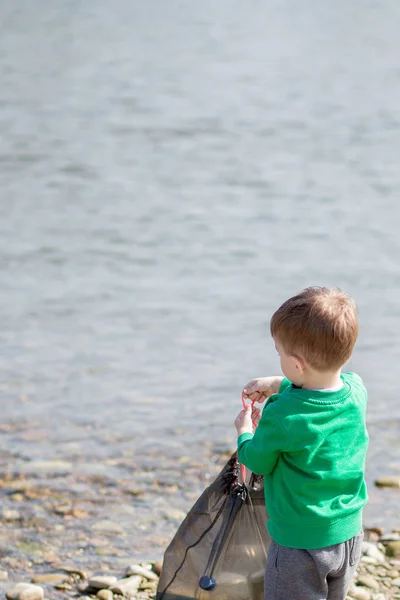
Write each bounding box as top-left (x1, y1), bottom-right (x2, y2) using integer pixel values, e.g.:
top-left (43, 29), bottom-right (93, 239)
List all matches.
top-left (264, 530), bottom-right (364, 600)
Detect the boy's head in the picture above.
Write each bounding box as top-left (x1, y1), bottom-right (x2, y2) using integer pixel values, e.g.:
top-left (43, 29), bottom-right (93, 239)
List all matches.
top-left (270, 287), bottom-right (358, 382)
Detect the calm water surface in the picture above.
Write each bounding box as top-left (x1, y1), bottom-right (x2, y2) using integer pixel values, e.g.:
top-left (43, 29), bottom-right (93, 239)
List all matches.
top-left (1, 0), bottom-right (400, 567)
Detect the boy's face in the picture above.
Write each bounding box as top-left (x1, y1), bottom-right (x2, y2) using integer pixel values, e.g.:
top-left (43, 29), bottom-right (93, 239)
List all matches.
top-left (274, 338), bottom-right (305, 386)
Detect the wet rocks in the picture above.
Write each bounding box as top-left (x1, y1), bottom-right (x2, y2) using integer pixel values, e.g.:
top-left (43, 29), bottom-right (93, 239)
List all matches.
top-left (375, 477), bottom-right (400, 489)
top-left (96, 590), bottom-right (113, 600)
top-left (356, 575), bottom-right (380, 590)
top-left (31, 573), bottom-right (70, 584)
top-left (6, 583), bottom-right (44, 600)
top-left (110, 575), bottom-right (142, 596)
top-left (88, 575), bottom-right (118, 590)
top-left (124, 565), bottom-right (158, 581)
top-left (385, 541), bottom-right (400, 557)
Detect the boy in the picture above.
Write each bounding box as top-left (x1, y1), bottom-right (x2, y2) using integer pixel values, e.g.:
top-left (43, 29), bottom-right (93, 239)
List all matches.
top-left (235, 287), bottom-right (368, 600)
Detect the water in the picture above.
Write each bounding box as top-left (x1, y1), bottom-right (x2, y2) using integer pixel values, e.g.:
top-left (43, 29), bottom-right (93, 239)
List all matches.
top-left (1, 0), bottom-right (400, 571)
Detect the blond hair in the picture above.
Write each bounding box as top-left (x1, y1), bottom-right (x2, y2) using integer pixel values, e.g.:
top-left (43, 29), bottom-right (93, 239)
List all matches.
top-left (270, 287), bottom-right (358, 371)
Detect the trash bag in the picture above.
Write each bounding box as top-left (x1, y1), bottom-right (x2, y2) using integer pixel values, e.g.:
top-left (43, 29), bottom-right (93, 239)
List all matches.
top-left (156, 453), bottom-right (270, 600)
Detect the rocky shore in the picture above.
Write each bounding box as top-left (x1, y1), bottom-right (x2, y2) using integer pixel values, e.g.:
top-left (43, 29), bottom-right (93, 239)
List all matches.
top-left (2, 529), bottom-right (400, 600)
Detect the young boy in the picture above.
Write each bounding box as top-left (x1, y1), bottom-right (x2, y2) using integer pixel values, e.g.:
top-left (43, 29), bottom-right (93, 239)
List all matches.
top-left (235, 287), bottom-right (368, 600)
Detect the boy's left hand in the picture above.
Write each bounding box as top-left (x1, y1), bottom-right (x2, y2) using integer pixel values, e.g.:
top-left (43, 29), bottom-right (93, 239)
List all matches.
top-left (235, 405), bottom-right (261, 436)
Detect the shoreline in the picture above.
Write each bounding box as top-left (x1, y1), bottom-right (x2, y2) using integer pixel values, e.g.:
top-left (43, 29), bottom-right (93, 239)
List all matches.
top-left (2, 529), bottom-right (400, 600)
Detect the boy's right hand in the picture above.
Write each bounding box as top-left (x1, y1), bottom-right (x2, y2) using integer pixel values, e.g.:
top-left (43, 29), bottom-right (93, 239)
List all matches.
top-left (242, 376), bottom-right (284, 403)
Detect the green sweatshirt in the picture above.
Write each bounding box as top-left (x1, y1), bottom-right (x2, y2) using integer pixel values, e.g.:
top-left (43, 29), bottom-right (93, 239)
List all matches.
top-left (238, 372), bottom-right (368, 549)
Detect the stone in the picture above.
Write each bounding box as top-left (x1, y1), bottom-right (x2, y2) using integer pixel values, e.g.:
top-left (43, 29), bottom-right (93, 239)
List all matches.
top-left (11, 493), bottom-right (25, 502)
top-left (88, 575), bottom-right (118, 590)
top-left (91, 520), bottom-right (124, 534)
top-left (31, 573), bottom-right (69, 584)
top-left (349, 587), bottom-right (372, 600)
top-left (6, 584), bottom-right (44, 600)
top-left (0, 570), bottom-right (8, 580)
top-left (374, 476), bottom-right (400, 488)
top-left (125, 565), bottom-right (158, 581)
top-left (97, 590), bottom-right (113, 600)
top-left (54, 582), bottom-right (72, 591)
top-left (59, 566), bottom-right (88, 580)
top-left (2, 509), bottom-right (21, 521)
top-left (361, 542), bottom-right (386, 564)
top-left (357, 575), bottom-right (380, 590)
top-left (391, 578), bottom-right (400, 586)
top-left (361, 556), bottom-right (378, 565)
top-left (386, 542), bottom-right (400, 557)
top-left (110, 575), bottom-right (142, 596)
top-left (152, 560), bottom-right (163, 577)
top-left (387, 569), bottom-right (400, 578)
top-left (77, 582), bottom-right (96, 594)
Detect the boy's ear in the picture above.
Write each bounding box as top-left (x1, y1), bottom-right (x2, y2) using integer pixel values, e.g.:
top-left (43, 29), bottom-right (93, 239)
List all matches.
top-left (292, 354), bottom-right (305, 374)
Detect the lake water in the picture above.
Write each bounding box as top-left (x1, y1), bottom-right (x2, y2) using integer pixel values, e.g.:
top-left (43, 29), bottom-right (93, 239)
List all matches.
top-left (1, 0), bottom-right (400, 569)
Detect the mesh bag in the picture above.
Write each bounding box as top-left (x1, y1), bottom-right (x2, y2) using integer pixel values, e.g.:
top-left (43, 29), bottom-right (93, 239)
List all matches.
top-left (156, 453), bottom-right (270, 600)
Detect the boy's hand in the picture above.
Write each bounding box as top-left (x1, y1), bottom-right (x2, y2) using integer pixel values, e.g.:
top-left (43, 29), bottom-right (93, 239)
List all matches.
top-left (235, 405), bottom-right (261, 436)
top-left (242, 376), bottom-right (284, 403)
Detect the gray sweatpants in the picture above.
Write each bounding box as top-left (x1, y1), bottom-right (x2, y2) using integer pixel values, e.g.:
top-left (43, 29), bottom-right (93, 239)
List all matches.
top-left (264, 530), bottom-right (364, 600)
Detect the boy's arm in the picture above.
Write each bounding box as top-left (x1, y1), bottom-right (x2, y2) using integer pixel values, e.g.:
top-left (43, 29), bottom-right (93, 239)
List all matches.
top-left (237, 411), bottom-right (284, 475)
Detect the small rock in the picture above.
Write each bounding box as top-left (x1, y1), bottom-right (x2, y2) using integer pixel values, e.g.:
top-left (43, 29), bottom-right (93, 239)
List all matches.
top-left (2, 509), bottom-right (21, 521)
top-left (111, 575), bottom-right (142, 596)
top-left (77, 582), bottom-right (95, 594)
top-left (361, 556), bottom-right (378, 565)
top-left (88, 576), bottom-right (118, 590)
top-left (0, 570), bottom-right (8, 580)
top-left (59, 566), bottom-right (88, 580)
top-left (361, 542), bottom-right (386, 563)
top-left (6, 583), bottom-right (44, 600)
top-left (77, 596), bottom-right (92, 600)
top-left (96, 590), bottom-right (113, 600)
top-left (370, 595), bottom-right (386, 600)
top-left (349, 587), bottom-right (372, 600)
top-left (31, 573), bottom-right (69, 584)
top-left (357, 575), bottom-right (380, 590)
top-left (91, 520), bottom-right (124, 534)
top-left (11, 493), bottom-right (25, 502)
top-left (125, 565), bottom-right (158, 581)
top-left (391, 578), bottom-right (400, 586)
top-left (54, 582), bottom-right (72, 591)
top-left (152, 560), bottom-right (163, 577)
top-left (386, 541), bottom-right (400, 557)
top-left (387, 569), bottom-right (400, 578)
top-left (375, 476), bottom-right (400, 488)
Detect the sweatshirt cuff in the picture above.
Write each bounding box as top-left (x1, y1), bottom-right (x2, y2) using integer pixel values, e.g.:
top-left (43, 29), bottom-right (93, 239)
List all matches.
top-left (237, 432), bottom-right (253, 448)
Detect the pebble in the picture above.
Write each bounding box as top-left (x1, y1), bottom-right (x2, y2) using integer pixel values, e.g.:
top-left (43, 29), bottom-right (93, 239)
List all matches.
top-left (6, 583), bottom-right (44, 600)
top-left (31, 573), bottom-right (69, 584)
top-left (386, 541), bottom-right (400, 557)
top-left (91, 520), bottom-right (125, 534)
top-left (387, 569), bottom-right (400, 578)
top-left (59, 566), bottom-right (88, 580)
top-left (357, 575), bottom-right (381, 590)
top-left (392, 577), bottom-right (400, 586)
top-left (125, 564), bottom-right (158, 581)
top-left (374, 476), bottom-right (400, 488)
top-left (88, 575), bottom-right (118, 590)
top-left (361, 542), bottom-right (386, 564)
top-left (96, 590), bottom-right (113, 600)
top-left (349, 587), bottom-right (372, 600)
top-left (2, 509), bottom-right (21, 521)
top-left (0, 570), bottom-right (8, 580)
top-left (110, 575), bottom-right (142, 596)
top-left (152, 559), bottom-right (163, 576)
